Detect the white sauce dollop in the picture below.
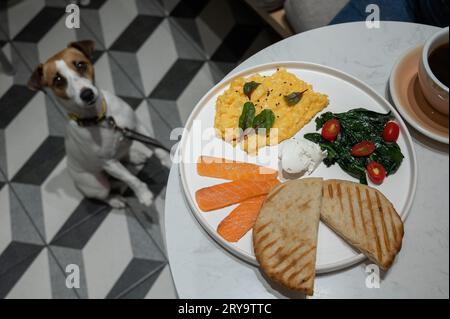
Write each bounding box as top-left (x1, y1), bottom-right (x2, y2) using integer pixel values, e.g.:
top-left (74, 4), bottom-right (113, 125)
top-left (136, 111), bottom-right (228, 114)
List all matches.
top-left (279, 137), bottom-right (327, 176)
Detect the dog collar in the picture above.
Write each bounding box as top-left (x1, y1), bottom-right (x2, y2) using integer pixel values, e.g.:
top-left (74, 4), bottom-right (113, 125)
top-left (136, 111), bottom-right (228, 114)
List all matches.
top-left (69, 98), bottom-right (107, 127)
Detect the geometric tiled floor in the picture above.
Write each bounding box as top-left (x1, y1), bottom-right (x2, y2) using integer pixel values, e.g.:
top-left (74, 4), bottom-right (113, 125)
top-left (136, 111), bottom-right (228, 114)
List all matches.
top-left (0, 0), bottom-right (280, 298)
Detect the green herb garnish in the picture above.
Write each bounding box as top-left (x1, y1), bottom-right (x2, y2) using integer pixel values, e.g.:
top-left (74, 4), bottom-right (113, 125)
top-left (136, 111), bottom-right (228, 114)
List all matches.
top-left (284, 89), bottom-right (307, 106)
top-left (252, 109), bottom-right (275, 133)
top-left (239, 102), bottom-right (256, 131)
top-left (243, 81), bottom-right (260, 99)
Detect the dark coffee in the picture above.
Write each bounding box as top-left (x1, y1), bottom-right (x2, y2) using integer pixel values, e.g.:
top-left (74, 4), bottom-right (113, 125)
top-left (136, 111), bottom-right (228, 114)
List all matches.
top-left (428, 42), bottom-right (449, 87)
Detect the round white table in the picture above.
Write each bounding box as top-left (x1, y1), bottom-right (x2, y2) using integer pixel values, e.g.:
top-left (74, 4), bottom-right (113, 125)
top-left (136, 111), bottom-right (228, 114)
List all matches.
top-left (164, 22), bottom-right (449, 298)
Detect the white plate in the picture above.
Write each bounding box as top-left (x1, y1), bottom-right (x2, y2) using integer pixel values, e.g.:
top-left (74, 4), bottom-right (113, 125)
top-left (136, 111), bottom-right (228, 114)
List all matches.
top-left (179, 61), bottom-right (417, 273)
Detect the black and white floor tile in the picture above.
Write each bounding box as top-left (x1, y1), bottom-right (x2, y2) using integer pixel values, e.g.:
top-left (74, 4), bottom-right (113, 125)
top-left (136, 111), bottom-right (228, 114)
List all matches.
top-left (0, 0), bottom-right (280, 298)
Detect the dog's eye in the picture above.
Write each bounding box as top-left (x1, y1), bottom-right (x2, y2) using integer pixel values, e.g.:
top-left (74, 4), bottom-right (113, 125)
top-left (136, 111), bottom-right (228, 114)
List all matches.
top-left (53, 74), bottom-right (66, 88)
top-left (75, 61), bottom-right (87, 73)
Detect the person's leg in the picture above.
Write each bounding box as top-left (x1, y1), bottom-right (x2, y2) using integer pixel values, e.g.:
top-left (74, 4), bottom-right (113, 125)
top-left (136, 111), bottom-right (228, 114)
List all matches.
top-left (417, 0), bottom-right (449, 27)
top-left (330, 0), bottom-right (418, 25)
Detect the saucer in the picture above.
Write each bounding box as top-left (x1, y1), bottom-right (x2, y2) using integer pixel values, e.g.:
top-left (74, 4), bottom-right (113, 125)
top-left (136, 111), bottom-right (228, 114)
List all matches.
top-left (389, 45), bottom-right (449, 144)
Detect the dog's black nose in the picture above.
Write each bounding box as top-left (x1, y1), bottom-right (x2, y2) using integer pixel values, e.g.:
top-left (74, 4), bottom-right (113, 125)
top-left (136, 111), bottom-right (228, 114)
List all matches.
top-left (80, 88), bottom-right (95, 103)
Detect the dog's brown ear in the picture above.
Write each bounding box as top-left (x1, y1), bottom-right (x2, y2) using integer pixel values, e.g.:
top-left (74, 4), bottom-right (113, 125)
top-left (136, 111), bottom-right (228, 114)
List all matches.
top-left (68, 40), bottom-right (95, 60)
top-left (28, 64), bottom-right (44, 91)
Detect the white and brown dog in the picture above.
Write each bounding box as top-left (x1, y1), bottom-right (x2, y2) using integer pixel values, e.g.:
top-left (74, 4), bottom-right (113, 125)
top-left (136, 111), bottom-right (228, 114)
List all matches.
top-left (28, 40), bottom-right (170, 208)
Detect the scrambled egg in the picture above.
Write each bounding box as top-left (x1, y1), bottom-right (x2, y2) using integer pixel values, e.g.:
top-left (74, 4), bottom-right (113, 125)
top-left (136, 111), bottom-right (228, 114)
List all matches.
top-left (214, 68), bottom-right (329, 154)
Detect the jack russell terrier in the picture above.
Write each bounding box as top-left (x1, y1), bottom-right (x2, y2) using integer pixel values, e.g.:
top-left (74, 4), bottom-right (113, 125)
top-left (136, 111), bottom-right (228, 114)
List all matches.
top-left (28, 40), bottom-right (170, 208)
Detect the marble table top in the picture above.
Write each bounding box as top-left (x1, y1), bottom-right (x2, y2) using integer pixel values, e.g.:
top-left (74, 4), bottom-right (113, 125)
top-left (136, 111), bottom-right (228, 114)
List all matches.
top-left (164, 22), bottom-right (449, 298)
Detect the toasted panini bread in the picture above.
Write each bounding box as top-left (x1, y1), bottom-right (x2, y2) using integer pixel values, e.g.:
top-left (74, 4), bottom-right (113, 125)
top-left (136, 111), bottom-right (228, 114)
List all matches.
top-left (321, 179), bottom-right (404, 270)
top-left (253, 178), bottom-right (323, 296)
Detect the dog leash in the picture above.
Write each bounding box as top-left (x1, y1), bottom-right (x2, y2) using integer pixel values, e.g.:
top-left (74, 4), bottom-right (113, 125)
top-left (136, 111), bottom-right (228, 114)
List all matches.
top-left (106, 116), bottom-right (170, 153)
top-left (69, 99), bottom-right (170, 152)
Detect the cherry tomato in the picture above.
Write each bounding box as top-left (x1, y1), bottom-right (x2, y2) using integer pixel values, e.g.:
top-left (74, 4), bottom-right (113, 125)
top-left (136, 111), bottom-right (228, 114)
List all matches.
top-left (321, 119), bottom-right (341, 141)
top-left (351, 141), bottom-right (376, 157)
top-left (383, 121), bottom-right (400, 142)
top-left (367, 161), bottom-right (387, 184)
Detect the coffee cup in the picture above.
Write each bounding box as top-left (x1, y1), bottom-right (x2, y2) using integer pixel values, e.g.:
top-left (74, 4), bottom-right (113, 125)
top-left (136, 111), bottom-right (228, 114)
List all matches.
top-left (418, 27), bottom-right (449, 115)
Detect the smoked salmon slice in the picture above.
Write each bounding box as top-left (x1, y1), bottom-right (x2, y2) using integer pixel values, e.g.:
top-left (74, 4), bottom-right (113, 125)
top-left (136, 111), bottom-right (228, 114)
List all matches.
top-left (217, 195), bottom-right (266, 243)
top-left (197, 156), bottom-right (278, 181)
top-left (195, 179), bottom-right (279, 212)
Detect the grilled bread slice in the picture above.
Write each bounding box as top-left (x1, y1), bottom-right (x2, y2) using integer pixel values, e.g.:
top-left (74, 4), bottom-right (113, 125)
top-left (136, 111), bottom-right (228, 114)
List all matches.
top-left (321, 179), bottom-right (404, 270)
top-left (253, 178), bottom-right (323, 296)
